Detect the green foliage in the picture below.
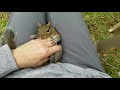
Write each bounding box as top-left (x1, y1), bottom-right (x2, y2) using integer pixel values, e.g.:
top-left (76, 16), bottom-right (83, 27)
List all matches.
top-left (0, 12), bottom-right (9, 35)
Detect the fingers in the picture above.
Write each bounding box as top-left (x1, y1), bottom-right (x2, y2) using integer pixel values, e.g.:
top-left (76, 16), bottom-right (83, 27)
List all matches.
top-left (46, 38), bottom-right (52, 41)
top-left (48, 45), bottom-right (62, 56)
top-left (45, 41), bottom-right (54, 47)
top-left (36, 38), bottom-right (54, 47)
top-left (45, 38), bottom-right (55, 47)
top-left (37, 38), bottom-right (52, 42)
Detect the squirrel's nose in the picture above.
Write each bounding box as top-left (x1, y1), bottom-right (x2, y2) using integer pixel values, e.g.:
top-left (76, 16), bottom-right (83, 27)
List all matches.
top-left (51, 34), bottom-right (61, 43)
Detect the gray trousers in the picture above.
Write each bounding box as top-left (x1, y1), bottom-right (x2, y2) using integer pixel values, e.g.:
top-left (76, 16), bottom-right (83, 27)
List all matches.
top-left (6, 12), bottom-right (104, 72)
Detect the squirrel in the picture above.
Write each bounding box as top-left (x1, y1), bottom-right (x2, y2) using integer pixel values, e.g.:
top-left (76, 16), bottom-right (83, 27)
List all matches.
top-left (0, 21), bottom-right (62, 63)
top-left (30, 21), bottom-right (62, 63)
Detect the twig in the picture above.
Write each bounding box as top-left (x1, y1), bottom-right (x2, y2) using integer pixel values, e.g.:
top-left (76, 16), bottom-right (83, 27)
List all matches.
top-left (108, 22), bottom-right (120, 33)
top-left (99, 54), bottom-right (119, 71)
top-left (102, 59), bottom-right (119, 71)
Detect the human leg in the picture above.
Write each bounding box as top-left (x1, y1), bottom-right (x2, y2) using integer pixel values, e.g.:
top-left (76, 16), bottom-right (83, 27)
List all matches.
top-left (6, 12), bottom-right (46, 47)
top-left (47, 12), bottom-right (104, 72)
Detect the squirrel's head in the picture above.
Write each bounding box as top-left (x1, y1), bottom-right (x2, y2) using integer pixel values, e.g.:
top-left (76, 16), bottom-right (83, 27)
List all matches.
top-left (37, 21), bottom-right (61, 43)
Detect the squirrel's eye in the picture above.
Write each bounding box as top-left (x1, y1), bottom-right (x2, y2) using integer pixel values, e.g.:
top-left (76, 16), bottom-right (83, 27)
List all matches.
top-left (47, 29), bottom-right (50, 33)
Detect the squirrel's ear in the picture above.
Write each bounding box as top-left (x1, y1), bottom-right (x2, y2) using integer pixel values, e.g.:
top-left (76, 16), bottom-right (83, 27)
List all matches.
top-left (47, 21), bottom-right (51, 26)
top-left (37, 23), bottom-right (42, 27)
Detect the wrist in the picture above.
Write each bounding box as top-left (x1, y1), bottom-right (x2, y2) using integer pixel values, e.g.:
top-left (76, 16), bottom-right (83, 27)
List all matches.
top-left (12, 49), bottom-right (23, 68)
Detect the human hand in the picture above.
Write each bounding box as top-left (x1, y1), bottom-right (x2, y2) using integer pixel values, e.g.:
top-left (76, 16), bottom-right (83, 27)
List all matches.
top-left (12, 38), bottom-right (62, 68)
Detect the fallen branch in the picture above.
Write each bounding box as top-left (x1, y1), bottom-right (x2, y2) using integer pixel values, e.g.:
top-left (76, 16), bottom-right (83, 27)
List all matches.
top-left (108, 22), bottom-right (120, 33)
top-left (98, 54), bottom-right (119, 71)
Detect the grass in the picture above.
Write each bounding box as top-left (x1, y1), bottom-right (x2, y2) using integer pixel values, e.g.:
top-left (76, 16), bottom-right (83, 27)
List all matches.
top-left (0, 12), bottom-right (9, 35)
top-left (82, 12), bottom-right (120, 78)
top-left (0, 12), bottom-right (120, 78)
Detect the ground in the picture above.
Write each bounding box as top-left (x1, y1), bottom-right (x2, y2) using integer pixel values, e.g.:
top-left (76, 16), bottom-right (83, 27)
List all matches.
top-left (82, 12), bottom-right (120, 78)
top-left (0, 12), bottom-right (120, 78)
